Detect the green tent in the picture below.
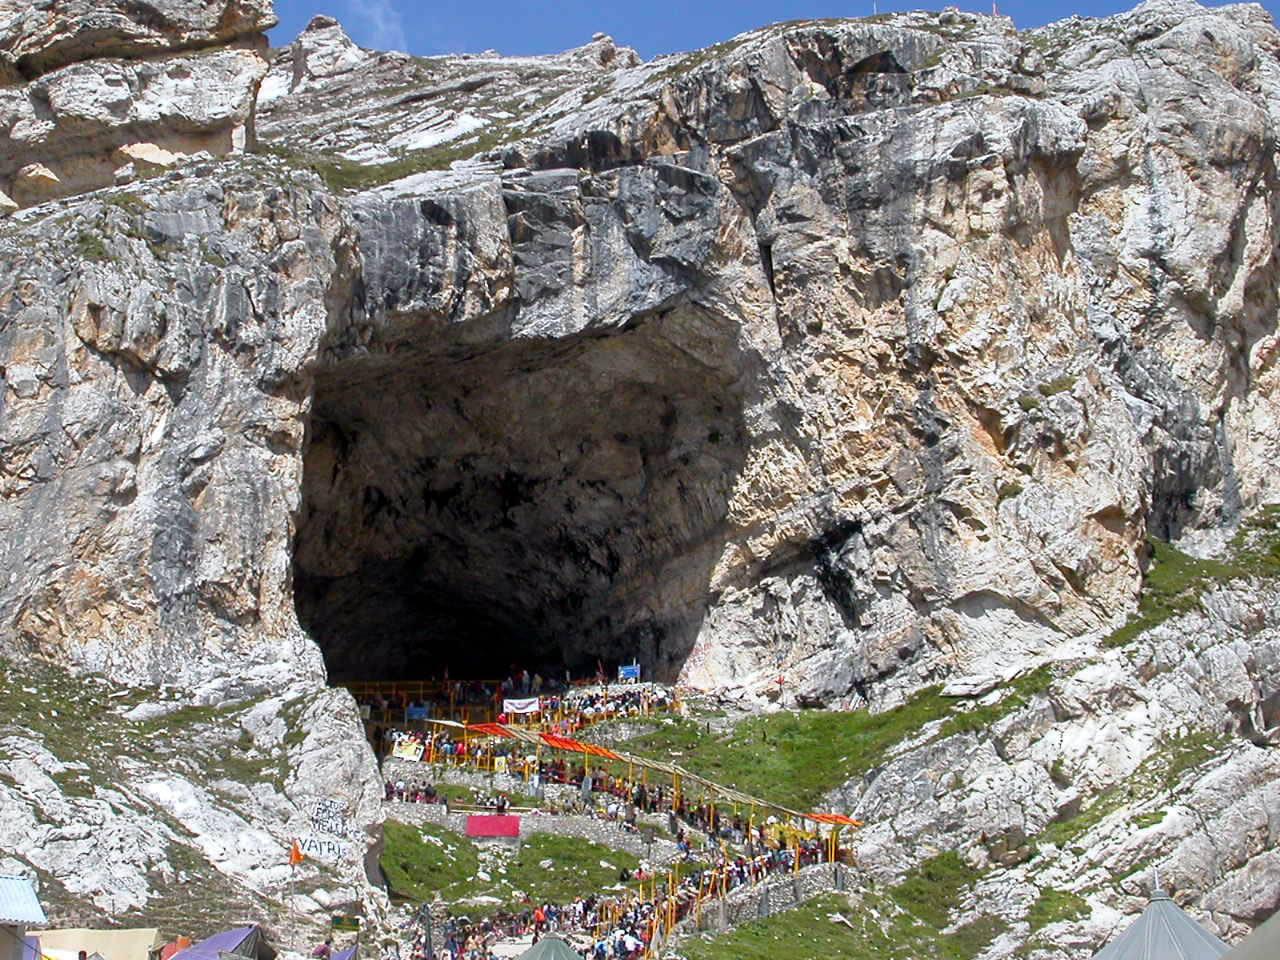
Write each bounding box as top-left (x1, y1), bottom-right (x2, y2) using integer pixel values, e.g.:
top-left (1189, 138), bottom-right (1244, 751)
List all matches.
top-left (1220, 910), bottom-right (1280, 960)
top-left (516, 938), bottom-right (579, 960)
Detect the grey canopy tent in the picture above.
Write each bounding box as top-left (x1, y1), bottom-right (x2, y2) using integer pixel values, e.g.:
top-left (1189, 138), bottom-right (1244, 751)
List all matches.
top-left (1219, 909), bottom-right (1280, 960)
top-left (1092, 891), bottom-right (1229, 960)
top-left (515, 938), bottom-right (579, 960)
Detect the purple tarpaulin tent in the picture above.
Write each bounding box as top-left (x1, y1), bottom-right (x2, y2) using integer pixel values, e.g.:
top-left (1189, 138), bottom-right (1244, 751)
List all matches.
top-left (169, 926), bottom-right (275, 960)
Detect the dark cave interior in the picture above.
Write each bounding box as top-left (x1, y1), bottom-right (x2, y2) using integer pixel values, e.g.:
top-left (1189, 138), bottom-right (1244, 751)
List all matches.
top-left (292, 307), bottom-right (749, 682)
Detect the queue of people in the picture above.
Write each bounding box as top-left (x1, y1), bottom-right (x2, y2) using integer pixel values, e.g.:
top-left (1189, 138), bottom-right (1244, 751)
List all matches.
top-left (383, 780), bottom-right (514, 813)
top-left (357, 677), bottom-right (677, 748)
top-left (401, 840), bottom-right (833, 960)
top-left (380, 744), bottom-right (796, 855)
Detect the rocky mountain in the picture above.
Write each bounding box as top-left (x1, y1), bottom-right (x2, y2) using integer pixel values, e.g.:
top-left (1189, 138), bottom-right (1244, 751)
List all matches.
top-left (0, 0), bottom-right (1278, 953)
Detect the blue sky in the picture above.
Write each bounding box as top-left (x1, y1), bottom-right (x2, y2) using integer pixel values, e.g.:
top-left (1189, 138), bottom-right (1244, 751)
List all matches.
top-left (268, 0), bottom-right (1277, 58)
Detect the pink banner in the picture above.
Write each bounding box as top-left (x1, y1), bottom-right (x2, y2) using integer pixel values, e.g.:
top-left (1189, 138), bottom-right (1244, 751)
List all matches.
top-left (466, 815), bottom-right (521, 838)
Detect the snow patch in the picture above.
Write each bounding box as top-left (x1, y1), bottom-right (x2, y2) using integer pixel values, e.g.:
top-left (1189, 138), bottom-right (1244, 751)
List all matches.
top-left (387, 113), bottom-right (488, 152)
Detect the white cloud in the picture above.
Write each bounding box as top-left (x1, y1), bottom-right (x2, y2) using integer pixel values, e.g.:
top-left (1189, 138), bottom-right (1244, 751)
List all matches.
top-left (344, 0), bottom-right (408, 53)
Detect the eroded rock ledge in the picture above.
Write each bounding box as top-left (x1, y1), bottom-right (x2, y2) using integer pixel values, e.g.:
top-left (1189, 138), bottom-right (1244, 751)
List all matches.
top-left (0, 0), bottom-right (274, 209)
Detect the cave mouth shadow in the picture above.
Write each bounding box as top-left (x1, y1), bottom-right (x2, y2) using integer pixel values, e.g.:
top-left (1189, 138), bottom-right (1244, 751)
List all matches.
top-left (291, 304), bottom-right (750, 685)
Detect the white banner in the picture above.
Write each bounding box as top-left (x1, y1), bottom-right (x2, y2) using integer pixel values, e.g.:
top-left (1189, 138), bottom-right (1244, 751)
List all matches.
top-left (392, 741), bottom-right (424, 762)
top-left (296, 834), bottom-right (349, 861)
top-left (503, 697), bottom-right (541, 715)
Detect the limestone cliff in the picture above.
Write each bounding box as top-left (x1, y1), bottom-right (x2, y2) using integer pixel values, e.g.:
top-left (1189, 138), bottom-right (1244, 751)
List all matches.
top-left (1, 0), bottom-right (1279, 951)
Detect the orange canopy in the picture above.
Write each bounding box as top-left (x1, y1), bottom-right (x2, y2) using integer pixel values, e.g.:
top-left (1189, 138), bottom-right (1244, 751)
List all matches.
top-left (467, 723), bottom-right (516, 738)
top-left (807, 813), bottom-right (863, 826)
top-left (537, 733), bottom-right (623, 760)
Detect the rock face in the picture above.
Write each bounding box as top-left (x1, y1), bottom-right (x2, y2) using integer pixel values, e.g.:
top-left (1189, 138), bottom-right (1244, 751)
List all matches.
top-left (269, 0), bottom-right (1280, 706)
top-left (3, 0), bottom-right (1280, 949)
top-left (0, 0), bottom-right (275, 79)
top-left (4, 0), bottom-right (1280, 698)
top-left (838, 573), bottom-right (1280, 949)
top-left (0, 659), bottom-right (386, 938)
top-left (0, 0), bottom-right (273, 207)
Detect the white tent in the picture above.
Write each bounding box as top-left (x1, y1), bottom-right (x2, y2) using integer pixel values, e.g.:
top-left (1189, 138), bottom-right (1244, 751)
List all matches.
top-left (1092, 891), bottom-right (1229, 960)
top-left (1219, 910), bottom-right (1280, 960)
top-left (36, 929), bottom-right (162, 960)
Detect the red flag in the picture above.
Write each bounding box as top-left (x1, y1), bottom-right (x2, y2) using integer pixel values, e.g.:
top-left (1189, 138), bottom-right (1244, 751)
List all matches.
top-left (289, 839), bottom-right (304, 866)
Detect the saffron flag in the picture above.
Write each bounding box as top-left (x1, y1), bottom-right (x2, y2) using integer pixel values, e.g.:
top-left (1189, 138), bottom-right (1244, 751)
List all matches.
top-left (289, 839), bottom-right (305, 866)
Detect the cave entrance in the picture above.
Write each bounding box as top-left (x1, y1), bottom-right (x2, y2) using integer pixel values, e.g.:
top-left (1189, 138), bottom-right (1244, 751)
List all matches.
top-left (292, 305), bottom-right (748, 684)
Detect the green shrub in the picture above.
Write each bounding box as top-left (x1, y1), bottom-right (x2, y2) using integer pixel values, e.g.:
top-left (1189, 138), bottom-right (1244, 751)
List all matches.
top-left (75, 230), bottom-right (110, 262)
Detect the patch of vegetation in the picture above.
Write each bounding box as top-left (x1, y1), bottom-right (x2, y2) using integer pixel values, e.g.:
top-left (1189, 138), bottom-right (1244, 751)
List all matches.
top-left (891, 851), bottom-right (982, 930)
top-left (1027, 887), bottom-right (1088, 931)
top-left (881, 853), bottom-right (1006, 960)
top-left (1229, 504), bottom-right (1280, 575)
top-left (1038, 375), bottom-right (1077, 397)
top-left (935, 666), bottom-right (1054, 739)
top-left (124, 836), bottom-right (273, 942)
top-left (202, 245), bottom-right (229, 268)
top-left (146, 237), bottom-right (180, 260)
top-left (1131, 810), bottom-right (1165, 829)
top-left (75, 230), bottom-right (110, 262)
top-left (137, 701), bottom-right (242, 735)
top-left (502, 834), bottom-right (638, 906)
top-left (1104, 504), bottom-right (1280, 650)
top-left (593, 671), bottom-right (1053, 811)
top-left (0, 660), bottom-right (142, 762)
top-left (648, 33), bottom-right (757, 86)
top-left (593, 691), bottom-right (942, 810)
top-left (279, 695), bottom-right (311, 751)
top-left (1110, 856), bottom-right (1156, 884)
top-left (1161, 731), bottom-right (1224, 786)
top-left (582, 79), bottom-right (611, 104)
top-left (1049, 757), bottom-right (1070, 787)
top-left (1018, 393), bottom-right (1041, 412)
top-left (0, 658), bottom-right (318, 932)
top-left (1013, 935), bottom-right (1053, 960)
top-left (944, 915), bottom-right (1009, 960)
top-left (103, 192), bottom-right (150, 214)
top-left (1036, 730), bottom-right (1227, 851)
top-left (258, 122), bottom-right (521, 193)
top-left (1103, 536), bottom-right (1245, 648)
top-left (381, 822), bottom-right (638, 915)
top-left (380, 820), bottom-right (481, 902)
top-left (681, 893), bottom-right (893, 960)
top-left (50, 770), bottom-right (96, 798)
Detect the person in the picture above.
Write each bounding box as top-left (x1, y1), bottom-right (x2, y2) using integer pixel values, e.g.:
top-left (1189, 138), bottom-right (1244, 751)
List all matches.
top-left (312, 940), bottom-right (333, 959)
